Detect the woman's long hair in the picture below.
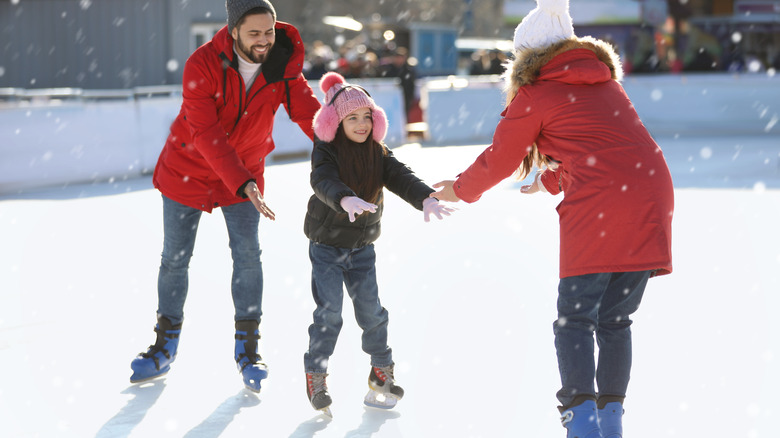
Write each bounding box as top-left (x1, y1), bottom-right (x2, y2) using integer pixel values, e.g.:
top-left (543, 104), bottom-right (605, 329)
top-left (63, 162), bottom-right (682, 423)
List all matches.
top-left (333, 123), bottom-right (388, 204)
top-left (503, 50), bottom-right (549, 181)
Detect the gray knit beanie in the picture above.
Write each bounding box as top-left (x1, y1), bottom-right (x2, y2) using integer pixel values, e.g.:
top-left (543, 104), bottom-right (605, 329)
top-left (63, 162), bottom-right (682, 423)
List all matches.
top-left (226, 0), bottom-right (276, 33)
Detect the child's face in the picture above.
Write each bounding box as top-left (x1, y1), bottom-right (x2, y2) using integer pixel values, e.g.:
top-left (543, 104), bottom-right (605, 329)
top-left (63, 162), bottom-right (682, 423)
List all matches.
top-left (341, 107), bottom-right (373, 143)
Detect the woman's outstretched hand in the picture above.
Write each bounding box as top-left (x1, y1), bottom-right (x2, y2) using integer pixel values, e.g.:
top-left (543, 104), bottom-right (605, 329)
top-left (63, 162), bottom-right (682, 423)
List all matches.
top-left (430, 180), bottom-right (461, 203)
top-left (520, 180), bottom-right (540, 194)
top-left (520, 170), bottom-right (546, 195)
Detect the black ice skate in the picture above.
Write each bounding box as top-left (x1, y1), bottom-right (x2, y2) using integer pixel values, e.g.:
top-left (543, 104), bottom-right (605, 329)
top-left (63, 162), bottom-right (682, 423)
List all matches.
top-left (306, 372), bottom-right (333, 417)
top-left (364, 365), bottom-right (404, 409)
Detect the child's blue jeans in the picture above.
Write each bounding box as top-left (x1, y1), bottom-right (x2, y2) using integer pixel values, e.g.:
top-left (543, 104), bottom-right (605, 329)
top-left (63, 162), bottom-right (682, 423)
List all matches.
top-left (304, 241), bottom-right (393, 373)
top-left (554, 270), bottom-right (651, 408)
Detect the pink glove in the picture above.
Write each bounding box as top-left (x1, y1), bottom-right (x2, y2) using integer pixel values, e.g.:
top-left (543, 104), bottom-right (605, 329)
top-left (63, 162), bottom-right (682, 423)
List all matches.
top-left (422, 197), bottom-right (455, 222)
top-left (340, 196), bottom-right (377, 222)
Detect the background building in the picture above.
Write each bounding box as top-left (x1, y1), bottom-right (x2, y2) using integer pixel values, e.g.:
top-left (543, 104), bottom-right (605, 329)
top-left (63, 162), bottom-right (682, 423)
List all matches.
top-left (0, 0), bottom-right (778, 90)
top-left (0, 0), bottom-right (504, 89)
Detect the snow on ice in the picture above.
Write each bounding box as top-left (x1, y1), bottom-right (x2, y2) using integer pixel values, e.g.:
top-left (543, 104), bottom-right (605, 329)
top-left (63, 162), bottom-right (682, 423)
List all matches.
top-left (1, 73), bottom-right (780, 437)
top-left (2, 135), bottom-right (779, 437)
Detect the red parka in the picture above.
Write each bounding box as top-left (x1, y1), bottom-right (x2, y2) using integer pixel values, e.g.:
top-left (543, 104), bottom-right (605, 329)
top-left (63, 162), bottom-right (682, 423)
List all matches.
top-left (153, 22), bottom-right (320, 212)
top-left (453, 38), bottom-right (673, 278)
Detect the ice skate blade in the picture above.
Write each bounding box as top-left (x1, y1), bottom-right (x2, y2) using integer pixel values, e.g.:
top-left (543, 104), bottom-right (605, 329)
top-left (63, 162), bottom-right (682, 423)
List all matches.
top-left (241, 365), bottom-right (268, 393)
top-left (244, 382), bottom-right (262, 393)
top-left (130, 373), bottom-right (167, 384)
top-left (319, 407), bottom-right (333, 418)
top-left (130, 367), bottom-right (170, 384)
top-left (363, 390), bottom-right (398, 409)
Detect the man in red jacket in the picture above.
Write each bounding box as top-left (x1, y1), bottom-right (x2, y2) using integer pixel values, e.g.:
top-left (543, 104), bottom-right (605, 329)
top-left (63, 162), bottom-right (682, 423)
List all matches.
top-left (129, 0), bottom-right (320, 393)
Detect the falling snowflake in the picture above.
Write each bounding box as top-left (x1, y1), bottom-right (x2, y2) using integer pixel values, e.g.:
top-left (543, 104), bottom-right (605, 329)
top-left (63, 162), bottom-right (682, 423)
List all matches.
top-left (166, 59), bottom-right (179, 72)
top-left (765, 115), bottom-right (778, 133)
top-left (747, 59), bottom-right (763, 73)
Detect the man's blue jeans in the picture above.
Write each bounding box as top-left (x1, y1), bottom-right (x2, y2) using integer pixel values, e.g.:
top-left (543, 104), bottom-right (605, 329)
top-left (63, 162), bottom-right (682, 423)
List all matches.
top-left (304, 241), bottom-right (392, 373)
top-left (554, 270), bottom-right (651, 408)
top-left (157, 195), bottom-right (263, 326)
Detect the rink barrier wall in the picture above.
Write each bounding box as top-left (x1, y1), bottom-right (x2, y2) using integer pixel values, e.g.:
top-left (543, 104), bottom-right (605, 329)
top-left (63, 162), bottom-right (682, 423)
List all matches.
top-left (1, 73), bottom-right (777, 194)
top-left (422, 73), bottom-right (780, 143)
top-left (0, 79), bottom-right (405, 195)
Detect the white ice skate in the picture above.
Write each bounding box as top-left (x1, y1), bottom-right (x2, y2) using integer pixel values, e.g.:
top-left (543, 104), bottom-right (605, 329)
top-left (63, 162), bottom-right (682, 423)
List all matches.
top-left (363, 389), bottom-right (401, 409)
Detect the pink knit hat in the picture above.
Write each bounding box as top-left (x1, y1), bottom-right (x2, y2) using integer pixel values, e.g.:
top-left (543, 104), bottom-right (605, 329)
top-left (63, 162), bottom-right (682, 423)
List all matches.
top-left (312, 72), bottom-right (388, 143)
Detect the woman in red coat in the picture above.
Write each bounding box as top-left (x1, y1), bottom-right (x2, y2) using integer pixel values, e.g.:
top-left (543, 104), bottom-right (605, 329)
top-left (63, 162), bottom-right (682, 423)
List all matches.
top-left (432, 1), bottom-right (673, 437)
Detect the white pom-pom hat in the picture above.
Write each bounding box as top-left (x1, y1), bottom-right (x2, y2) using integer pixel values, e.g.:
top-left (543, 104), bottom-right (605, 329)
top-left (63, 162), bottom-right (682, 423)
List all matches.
top-left (513, 0), bottom-right (574, 50)
top-left (312, 72), bottom-right (388, 143)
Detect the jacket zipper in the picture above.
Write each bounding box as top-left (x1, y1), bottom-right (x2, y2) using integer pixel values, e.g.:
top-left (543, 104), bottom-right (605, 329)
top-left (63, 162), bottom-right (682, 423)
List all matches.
top-left (221, 52), bottom-right (291, 133)
top-left (230, 70), bottom-right (288, 133)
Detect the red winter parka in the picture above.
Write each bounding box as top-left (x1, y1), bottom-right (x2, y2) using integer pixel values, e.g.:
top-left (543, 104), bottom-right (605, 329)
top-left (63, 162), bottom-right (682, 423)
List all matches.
top-left (453, 37), bottom-right (673, 278)
top-left (153, 22), bottom-right (320, 212)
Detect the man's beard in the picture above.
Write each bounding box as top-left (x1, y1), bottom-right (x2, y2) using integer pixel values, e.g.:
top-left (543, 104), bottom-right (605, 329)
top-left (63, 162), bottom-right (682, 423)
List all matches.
top-left (237, 36), bottom-right (272, 64)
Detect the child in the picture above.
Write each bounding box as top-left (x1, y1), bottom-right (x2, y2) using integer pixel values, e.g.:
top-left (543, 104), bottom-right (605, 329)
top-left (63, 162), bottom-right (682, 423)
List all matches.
top-left (431, 1), bottom-right (673, 437)
top-left (303, 72), bottom-right (452, 416)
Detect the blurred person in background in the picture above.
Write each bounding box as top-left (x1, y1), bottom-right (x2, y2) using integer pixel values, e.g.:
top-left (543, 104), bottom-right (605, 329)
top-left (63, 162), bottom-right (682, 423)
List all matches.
top-left (382, 47), bottom-right (417, 122)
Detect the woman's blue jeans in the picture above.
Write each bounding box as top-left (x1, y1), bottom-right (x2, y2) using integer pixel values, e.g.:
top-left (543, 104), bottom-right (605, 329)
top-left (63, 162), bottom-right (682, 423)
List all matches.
top-left (554, 270), bottom-right (650, 408)
top-left (304, 241), bottom-right (392, 373)
top-left (156, 195), bottom-right (263, 326)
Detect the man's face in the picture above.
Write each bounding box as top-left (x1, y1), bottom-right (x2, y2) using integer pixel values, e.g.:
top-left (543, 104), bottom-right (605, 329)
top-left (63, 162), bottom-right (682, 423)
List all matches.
top-left (231, 12), bottom-right (275, 64)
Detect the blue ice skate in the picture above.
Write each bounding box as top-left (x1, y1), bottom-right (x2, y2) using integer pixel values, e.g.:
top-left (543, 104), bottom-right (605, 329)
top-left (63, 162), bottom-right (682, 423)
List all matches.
top-left (235, 320), bottom-right (268, 392)
top-left (130, 316), bottom-right (181, 383)
top-left (560, 399), bottom-right (604, 438)
top-left (598, 401), bottom-right (624, 438)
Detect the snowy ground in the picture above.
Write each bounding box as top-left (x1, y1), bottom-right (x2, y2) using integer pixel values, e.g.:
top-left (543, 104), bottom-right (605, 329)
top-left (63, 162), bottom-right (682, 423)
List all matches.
top-left (1, 135), bottom-right (779, 438)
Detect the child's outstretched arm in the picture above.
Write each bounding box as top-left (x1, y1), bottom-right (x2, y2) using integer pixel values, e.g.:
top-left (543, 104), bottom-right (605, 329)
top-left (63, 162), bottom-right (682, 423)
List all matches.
top-left (382, 150), bottom-right (443, 210)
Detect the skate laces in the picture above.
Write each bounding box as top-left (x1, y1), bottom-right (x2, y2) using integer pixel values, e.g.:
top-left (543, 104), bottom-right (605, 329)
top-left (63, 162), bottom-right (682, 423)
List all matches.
top-left (307, 372), bottom-right (328, 396)
top-left (373, 366), bottom-right (394, 383)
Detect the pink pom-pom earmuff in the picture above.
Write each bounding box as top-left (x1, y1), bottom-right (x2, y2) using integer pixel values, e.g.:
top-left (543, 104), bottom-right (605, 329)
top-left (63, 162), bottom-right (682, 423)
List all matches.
top-left (319, 71), bottom-right (345, 94)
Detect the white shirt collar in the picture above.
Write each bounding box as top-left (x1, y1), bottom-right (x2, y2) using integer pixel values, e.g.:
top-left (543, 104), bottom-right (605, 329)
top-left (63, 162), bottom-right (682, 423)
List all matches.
top-left (234, 44), bottom-right (262, 90)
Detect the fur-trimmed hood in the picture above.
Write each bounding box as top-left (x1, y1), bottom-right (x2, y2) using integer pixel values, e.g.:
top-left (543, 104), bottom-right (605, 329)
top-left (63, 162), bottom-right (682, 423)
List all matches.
top-left (504, 36), bottom-right (623, 92)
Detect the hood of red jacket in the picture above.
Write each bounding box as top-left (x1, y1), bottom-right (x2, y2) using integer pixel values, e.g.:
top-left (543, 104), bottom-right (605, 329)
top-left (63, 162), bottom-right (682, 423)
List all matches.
top-left (506, 36), bottom-right (623, 91)
top-left (538, 49), bottom-right (613, 85)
